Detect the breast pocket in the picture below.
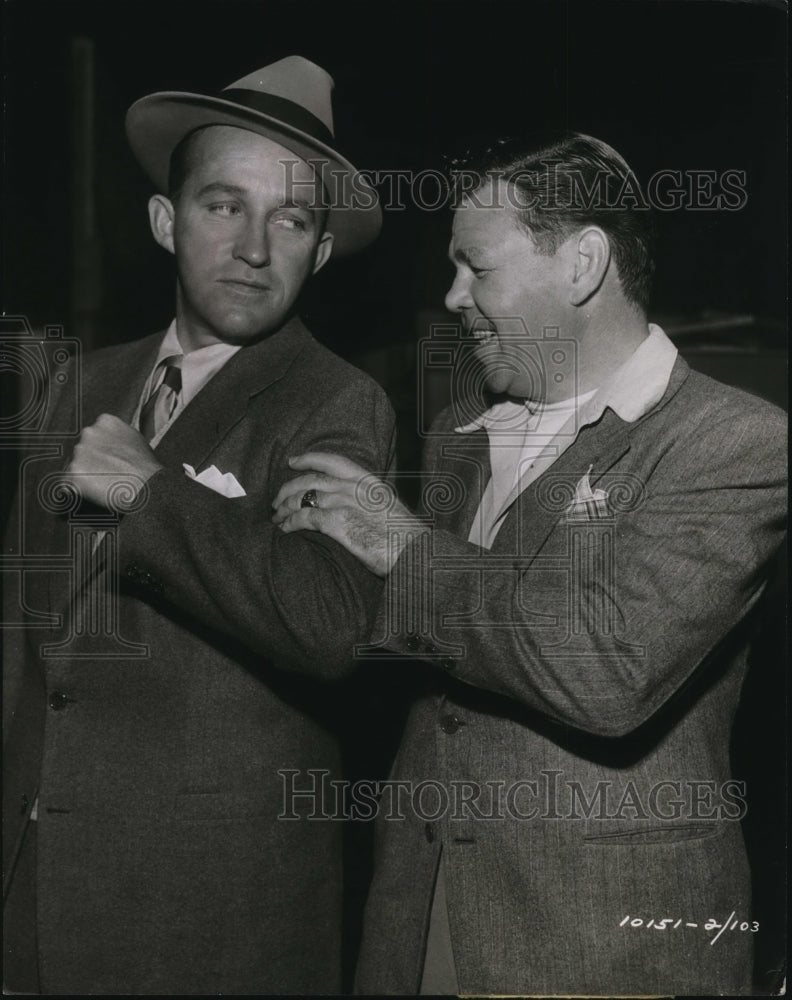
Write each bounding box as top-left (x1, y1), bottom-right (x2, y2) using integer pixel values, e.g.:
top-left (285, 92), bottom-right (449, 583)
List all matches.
top-left (583, 823), bottom-right (727, 846)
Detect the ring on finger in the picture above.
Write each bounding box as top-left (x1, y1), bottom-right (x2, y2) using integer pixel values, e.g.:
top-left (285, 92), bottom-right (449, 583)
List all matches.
top-left (301, 489), bottom-right (319, 509)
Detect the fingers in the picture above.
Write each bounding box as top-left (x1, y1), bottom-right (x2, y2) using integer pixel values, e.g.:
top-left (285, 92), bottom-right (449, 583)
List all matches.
top-left (58, 471), bottom-right (80, 498)
top-left (94, 412), bottom-right (128, 430)
top-left (276, 453), bottom-right (387, 513)
top-left (274, 506), bottom-right (351, 551)
top-left (67, 434), bottom-right (96, 474)
top-left (287, 452), bottom-right (371, 481)
top-left (72, 415), bottom-right (142, 465)
top-left (275, 507), bottom-right (331, 535)
top-left (272, 472), bottom-right (349, 510)
top-left (83, 413), bottom-right (135, 439)
top-left (272, 488), bottom-right (345, 524)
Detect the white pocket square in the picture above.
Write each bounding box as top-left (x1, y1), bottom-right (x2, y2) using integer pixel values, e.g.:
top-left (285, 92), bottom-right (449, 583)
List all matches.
top-left (565, 466), bottom-right (609, 519)
top-left (183, 463), bottom-right (246, 498)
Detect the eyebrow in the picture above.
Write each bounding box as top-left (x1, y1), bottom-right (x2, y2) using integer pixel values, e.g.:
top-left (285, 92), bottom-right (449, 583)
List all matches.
top-left (278, 197), bottom-right (315, 213)
top-left (194, 184), bottom-right (316, 214)
top-left (195, 182), bottom-right (247, 199)
top-left (449, 245), bottom-right (490, 265)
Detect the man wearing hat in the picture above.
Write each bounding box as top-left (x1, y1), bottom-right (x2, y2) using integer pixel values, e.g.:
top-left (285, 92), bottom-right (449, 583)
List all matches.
top-left (3, 57), bottom-right (393, 994)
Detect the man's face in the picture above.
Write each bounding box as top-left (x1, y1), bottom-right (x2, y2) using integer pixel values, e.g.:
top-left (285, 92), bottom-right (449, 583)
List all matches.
top-left (445, 180), bottom-right (575, 398)
top-left (150, 126), bottom-right (333, 351)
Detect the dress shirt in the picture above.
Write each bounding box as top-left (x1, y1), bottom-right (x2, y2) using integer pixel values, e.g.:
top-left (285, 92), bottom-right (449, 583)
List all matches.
top-left (133, 320), bottom-right (242, 445)
top-left (456, 323), bottom-right (678, 548)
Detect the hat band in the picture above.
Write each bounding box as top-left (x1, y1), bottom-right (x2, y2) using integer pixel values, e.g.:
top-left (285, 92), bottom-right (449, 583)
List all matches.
top-left (221, 88), bottom-right (334, 148)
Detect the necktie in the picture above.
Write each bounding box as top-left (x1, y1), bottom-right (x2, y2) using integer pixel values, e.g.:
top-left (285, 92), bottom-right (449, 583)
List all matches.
top-left (139, 355), bottom-right (183, 442)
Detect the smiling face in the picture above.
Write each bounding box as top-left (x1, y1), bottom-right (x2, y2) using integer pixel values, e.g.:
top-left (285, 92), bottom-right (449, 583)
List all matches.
top-left (149, 126), bottom-right (333, 351)
top-left (445, 179), bottom-right (577, 399)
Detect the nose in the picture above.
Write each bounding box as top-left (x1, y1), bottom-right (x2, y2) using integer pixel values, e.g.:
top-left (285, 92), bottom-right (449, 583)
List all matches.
top-left (233, 219), bottom-right (270, 268)
top-left (445, 268), bottom-right (473, 314)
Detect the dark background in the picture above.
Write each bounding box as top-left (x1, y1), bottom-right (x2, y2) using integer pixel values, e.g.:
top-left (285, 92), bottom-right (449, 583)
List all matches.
top-left (2, 0), bottom-right (787, 992)
top-left (2, 0), bottom-right (787, 336)
top-left (2, 0), bottom-right (787, 459)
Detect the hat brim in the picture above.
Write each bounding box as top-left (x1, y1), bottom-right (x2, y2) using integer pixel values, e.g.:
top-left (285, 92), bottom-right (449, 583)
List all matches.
top-left (125, 92), bottom-right (382, 256)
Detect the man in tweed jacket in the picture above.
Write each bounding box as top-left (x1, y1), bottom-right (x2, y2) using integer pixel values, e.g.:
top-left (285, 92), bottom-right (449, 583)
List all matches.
top-left (3, 57), bottom-right (394, 994)
top-left (273, 132), bottom-right (787, 995)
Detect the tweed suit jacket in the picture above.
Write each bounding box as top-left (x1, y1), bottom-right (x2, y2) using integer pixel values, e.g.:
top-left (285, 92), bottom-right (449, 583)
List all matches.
top-left (3, 316), bottom-right (396, 994)
top-left (355, 356), bottom-right (787, 996)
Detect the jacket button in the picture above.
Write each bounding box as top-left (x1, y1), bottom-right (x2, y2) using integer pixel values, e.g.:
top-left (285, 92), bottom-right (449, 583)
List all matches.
top-left (424, 822), bottom-right (435, 843)
top-left (440, 713), bottom-right (464, 735)
top-left (406, 634), bottom-right (420, 652)
top-left (49, 691), bottom-right (68, 711)
top-left (124, 563), bottom-right (139, 580)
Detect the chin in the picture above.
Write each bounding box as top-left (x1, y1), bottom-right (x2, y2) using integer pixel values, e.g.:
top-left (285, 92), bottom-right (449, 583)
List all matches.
top-left (213, 312), bottom-right (287, 344)
top-left (484, 370), bottom-right (518, 395)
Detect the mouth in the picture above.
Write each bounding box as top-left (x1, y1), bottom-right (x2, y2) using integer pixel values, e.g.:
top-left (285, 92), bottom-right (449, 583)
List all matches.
top-left (467, 320), bottom-right (498, 347)
top-left (218, 279), bottom-right (271, 296)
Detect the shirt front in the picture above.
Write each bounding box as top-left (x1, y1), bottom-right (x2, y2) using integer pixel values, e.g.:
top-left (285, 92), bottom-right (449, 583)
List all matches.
top-left (456, 323), bottom-right (678, 548)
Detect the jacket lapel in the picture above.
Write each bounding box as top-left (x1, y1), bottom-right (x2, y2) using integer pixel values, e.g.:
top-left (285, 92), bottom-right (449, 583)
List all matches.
top-left (435, 430), bottom-right (491, 538)
top-left (492, 409), bottom-right (631, 559)
top-left (152, 316), bottom-right (312, 472)
top-left (45, 333), bottom-right (162, 618)
top-left (53, 319), bottom-right (310, 618)
top-left (491, 355), bottom-right (692, 561)
top-left (81, 332), bottom-right (162, 427)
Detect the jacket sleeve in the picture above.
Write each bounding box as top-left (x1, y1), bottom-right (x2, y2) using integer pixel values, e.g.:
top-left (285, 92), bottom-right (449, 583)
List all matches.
top-left (117, 378), bottom-right (396, 678)
top-left (377, 402), bottom-right (787, 737)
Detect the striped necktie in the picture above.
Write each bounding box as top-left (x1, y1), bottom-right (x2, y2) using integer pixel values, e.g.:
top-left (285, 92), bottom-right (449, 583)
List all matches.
top-left (139, 355), bottom-right (183, 442)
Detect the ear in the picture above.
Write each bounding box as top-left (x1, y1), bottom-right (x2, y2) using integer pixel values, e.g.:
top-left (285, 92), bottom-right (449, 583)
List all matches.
top-left (312, 231), bottom-right (334, 275)
top-left (148, 195), bottom-right (176, 254)
top-left (570, 227), bottom-right (610, 306)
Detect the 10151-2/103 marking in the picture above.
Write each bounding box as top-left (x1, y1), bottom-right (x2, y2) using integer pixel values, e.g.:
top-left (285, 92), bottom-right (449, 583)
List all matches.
top-left (620, 911), bottom-right (759, 945)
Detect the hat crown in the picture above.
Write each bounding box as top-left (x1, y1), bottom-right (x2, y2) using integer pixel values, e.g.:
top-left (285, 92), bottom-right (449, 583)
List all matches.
top-left (125, 54), bottom-right (381, 254)
top-left (225, 56), bottom-right (335, 136)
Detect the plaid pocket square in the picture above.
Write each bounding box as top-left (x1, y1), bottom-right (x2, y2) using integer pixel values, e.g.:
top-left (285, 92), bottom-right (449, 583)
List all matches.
top-left (565, 466), bottom-right (610, 519)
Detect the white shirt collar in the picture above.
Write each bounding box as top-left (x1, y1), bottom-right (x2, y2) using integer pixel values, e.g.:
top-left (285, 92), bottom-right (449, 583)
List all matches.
top-left (154, 320), bottom-right (242, 407)
top-left (455, 323), bottom-right (678, 434)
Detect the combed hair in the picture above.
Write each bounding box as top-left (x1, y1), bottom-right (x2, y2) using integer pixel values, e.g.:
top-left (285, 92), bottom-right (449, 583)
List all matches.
top-left (447, 131), bottom-right (655, 310)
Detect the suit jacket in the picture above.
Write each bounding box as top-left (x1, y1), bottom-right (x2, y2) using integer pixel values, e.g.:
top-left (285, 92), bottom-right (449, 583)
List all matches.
top-left (355, 357), bottom-right (787, 996)
top-left (3, 316), bottom-right (396, 994)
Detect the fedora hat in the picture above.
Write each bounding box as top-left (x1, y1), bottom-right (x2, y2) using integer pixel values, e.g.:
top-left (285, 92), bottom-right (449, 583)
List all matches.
top-left (126, 55), bottom-right (381, 256)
